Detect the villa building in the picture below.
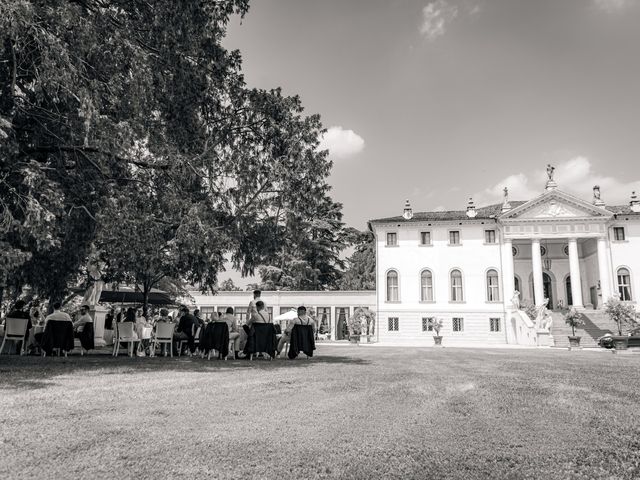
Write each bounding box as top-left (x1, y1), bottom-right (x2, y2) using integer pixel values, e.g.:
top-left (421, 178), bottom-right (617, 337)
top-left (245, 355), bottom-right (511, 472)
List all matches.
top-left (368, 171), bottom-right (640, 346)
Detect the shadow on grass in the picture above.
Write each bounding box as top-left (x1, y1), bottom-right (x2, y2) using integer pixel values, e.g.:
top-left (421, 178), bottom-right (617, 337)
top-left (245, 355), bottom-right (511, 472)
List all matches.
top-left (0, 352), bottom-right (370, 390)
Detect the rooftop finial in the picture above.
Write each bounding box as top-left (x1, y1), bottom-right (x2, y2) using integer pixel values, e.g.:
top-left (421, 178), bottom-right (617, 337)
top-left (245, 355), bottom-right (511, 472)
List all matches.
top-left (466, 197), bottom-right (477, 218)
top-left (501, 187), bottom-right (512, 213)
top-left (545, 164), bottom-right (557, 191)
top-left (593, 185), bottom-right (605, 207)
top-left (403, 199), bottom-right (413, 220)
top-left (630, 191), bottom-right (640, 212)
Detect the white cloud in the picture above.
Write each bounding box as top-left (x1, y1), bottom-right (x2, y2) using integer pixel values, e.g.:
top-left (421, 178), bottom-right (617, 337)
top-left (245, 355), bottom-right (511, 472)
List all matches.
top-left (420, 1), bottom-right (459, 41)
top-left (593, 0), bottom-right (635, 13)
top-left (318, 126), bottom-right (365, 160)
top-left (473, 157), bottom-right (640, 206)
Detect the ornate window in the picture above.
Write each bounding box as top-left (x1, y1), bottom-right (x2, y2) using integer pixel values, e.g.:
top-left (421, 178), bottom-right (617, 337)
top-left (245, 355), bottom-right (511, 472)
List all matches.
top-left (422, 317), bottom-right (434, 332)
top-left (388, 317), bottom-right (399, 331)
top-left (420, 270), bottom-right (434, 302)
top-left (563, 244), bottom-right (570, 256)
top-left (617, 268), bottom-right (632, 301)
top-left (540, 245), bottom-right (547, 256)
top-left (450, 269), bottom-right (464, 302)
top-left (486, 269), bottom-right (500, 302)
top-left (452, 317), bottom-right (464, 332)
top-left (386, 270), bottom-right (399, 302)
top-left (489, 318), bottom-right (501, 332)
top-left (514, 276), bottom-right (520, 293)
top-left (512, 246), bottom-right (518, 257)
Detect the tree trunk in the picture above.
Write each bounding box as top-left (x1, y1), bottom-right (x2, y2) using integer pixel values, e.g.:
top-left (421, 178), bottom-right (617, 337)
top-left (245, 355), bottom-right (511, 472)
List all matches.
top-left (142, 283), bottom-right (150, 318)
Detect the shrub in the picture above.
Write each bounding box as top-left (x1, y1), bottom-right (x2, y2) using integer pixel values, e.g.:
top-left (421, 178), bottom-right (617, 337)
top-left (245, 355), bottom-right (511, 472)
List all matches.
top-left (604, 298), bottom-right (638, 336)
top-left (431, 318), bottom-right (444, 336)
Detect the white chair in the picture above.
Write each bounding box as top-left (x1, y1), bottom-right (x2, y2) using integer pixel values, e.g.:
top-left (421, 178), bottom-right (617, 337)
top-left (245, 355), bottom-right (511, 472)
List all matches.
top-left (153, 323), bottom-right (174, 357)
top-left (0, 318), bottom-right (29, 355)
top-left (112, 322), bottom-right (137, 357)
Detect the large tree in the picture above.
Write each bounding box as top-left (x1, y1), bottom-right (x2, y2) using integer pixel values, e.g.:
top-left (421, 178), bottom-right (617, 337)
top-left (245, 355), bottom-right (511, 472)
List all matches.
top-left (338, 230), bottom-right (376, 291)
top-left (1, 1), bottom-right (342, 304)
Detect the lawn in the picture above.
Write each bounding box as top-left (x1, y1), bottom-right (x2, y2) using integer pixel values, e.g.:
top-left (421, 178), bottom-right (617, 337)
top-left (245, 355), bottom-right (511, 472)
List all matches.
top-left (1, 346), bottom-right (639, 479)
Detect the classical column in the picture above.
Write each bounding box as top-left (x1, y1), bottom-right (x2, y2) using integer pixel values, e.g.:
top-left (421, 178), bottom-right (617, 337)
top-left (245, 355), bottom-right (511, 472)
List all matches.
top-left (330, 306), bottom-right (337, 341)
top-left (502, 238), bottom-right (516, 309)
top-left (568, 238), bottom-right (584, 308)
top-left (531, 239), bottom-right (545, 306)
top-left (596, 237), bottom-right (612, 305)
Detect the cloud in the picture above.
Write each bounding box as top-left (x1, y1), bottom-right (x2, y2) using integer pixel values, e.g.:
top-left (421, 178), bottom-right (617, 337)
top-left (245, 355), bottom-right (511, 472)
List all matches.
top-left (318, 126), bottom-right (365, 160)
top-left (592, 0), bottom-right (635, 13)
top-left (472, 156), bottom-right (640, 206)
top-left (420, 1), bottom-right (459, 41)
top-left (433, 205), bottom-right (447, 212)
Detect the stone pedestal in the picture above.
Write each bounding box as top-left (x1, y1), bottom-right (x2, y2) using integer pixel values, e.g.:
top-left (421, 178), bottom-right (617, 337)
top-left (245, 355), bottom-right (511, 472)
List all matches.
top-left (90, 305), bottom-right (107, 348)
top-left (537, 329), bottom-right (552, 346)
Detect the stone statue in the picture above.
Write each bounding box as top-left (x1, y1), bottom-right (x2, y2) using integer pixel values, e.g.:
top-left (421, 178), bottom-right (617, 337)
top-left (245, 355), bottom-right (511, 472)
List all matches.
top-left (546, 164), bottom-right (555, 181)
top-left (81, 246), bottom-right (106, 308)
top-left (511, 290), bottom-right (520, 309)
top-left (534, 298), bottom-right (552, 331)
top-left (503, 187), bottom-right (509, 201)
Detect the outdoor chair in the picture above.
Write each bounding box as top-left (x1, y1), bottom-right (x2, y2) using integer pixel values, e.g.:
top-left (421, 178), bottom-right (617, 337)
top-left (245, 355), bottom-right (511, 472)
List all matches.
top-left (177, 324), bottom-right (197, 357)
top-left (0, 317), bottom-right (29, 355)
top-left (112, 322), bottom-right (137, 357)
top-left (76, 322), bottom-right (95, 356)
top-left (287, 324), bottom-right (315, 359)
top-left (153, 322), bottom-right (174, 357)
top-left (244, 323), bottom-right (277, 360)
top-left (41, 320), bottom-right (75, 357)
top-left (205, 322), bottom-right (231, 360)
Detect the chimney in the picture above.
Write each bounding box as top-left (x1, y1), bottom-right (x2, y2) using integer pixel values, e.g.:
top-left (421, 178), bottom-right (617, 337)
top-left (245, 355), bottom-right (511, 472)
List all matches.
top-left (466, 197), bottom-right (477, 218)
top-left (593, 185), bottom-right (605, 207)
top-left (402, 199), bottom-right (413, 220)
top-left (630, 191), bottom-right (640, 213)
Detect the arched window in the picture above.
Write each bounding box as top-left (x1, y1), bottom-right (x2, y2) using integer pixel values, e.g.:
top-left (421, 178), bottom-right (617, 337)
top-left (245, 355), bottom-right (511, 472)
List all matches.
top-left (450, 269), bottom-right (463, 302)
top-left (487, 269), bottom-right (500, 302)
top-left (420, 270), bottom-right (433, 302)
top-left (514, 276), bottom-right (520, 293)
top-left (386, 270), bottom-right (399, 302)
top-left (617, 268), bottom-right (632, 301)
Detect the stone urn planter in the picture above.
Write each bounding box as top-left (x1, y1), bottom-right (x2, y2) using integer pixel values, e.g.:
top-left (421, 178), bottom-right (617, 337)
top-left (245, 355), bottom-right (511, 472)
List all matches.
top-left (433, 335), bottom-right (443, 346)
top-left (611, 336), bottom-right (629, 350)
top-left (568, 336), bottom-right (581, 349)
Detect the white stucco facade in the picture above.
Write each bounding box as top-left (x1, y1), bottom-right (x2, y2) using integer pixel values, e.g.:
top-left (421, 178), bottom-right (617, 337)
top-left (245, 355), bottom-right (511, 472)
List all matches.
top-left (369, 183), bottom-right (640, 346)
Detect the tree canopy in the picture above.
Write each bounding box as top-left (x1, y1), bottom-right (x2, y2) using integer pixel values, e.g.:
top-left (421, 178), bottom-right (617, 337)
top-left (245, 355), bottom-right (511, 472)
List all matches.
top-left (0, 0), bottom-right (356, 310)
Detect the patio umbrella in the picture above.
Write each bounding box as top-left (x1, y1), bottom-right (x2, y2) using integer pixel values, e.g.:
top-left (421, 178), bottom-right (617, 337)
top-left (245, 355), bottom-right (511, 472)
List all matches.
top-left (274, 310), bottom-right (297, 321)
top-left (98, 286), bottom-right (174, 305)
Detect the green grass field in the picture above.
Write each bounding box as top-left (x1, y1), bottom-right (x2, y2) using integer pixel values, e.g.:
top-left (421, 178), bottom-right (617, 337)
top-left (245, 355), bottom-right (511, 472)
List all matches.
top-left (1, 346), bottom-right (639, 479)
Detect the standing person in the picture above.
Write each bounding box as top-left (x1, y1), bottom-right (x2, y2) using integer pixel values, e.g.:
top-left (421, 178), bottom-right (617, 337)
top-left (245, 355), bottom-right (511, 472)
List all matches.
top-left (221, 307), bottom-right (242, 359)
top-left (174, 306), bottom-right (198, 355)
top-left (276, 306), bottom-right (316, 357)
top-left (248, 290), bottom-right (267, 319)
top-left (104, 308), bottom-right (115, 330)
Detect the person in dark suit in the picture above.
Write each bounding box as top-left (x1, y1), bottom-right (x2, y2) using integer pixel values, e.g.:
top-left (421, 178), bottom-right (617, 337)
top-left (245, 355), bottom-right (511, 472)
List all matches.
top-left (175, 306), bottom-right (198, 355)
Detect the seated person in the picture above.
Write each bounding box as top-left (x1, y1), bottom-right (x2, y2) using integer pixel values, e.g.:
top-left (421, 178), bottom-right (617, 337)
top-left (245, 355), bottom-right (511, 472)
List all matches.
top-left (135, 308), bottom-right (152, 351)
top-left (73, 304), bottom-right (93, 336)
top-left (37, 302), bottom-right (72, 347)
top-left (220, 307), bottom-right (241, 359)
top-left (174, 306), bottom-right (198, 355)
top-left (277, 306), bottom-right (316, 356)
top-left (240, 301), bottom-right (270, 349)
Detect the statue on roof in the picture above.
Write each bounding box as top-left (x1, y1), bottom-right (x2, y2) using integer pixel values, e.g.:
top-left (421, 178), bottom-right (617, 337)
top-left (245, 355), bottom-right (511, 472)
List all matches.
top-left (546, 164), bottom-right (555, 181)
top-left (503, 187), bottom-right (509, 201)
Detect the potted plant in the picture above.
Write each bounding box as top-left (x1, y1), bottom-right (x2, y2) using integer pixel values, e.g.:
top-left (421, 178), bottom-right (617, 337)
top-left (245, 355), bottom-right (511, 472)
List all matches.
top-left (604, 298), bottom-right (638, 350)
top-left (347, 314), bottom-right (363, 344)
top-left (564, 308), bottom-right (584, 349)
top-left (431, 318), bottom-right (444, 346)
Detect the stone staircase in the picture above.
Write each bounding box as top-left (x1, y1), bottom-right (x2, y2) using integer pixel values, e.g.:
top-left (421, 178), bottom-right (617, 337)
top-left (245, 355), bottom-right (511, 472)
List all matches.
top-left (550, 310), bottom-right (618, 348)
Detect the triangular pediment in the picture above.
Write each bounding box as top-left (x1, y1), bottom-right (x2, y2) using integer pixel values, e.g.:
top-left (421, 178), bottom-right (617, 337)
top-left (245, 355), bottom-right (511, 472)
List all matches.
top-left (500, 189), bottom-right (613, 221)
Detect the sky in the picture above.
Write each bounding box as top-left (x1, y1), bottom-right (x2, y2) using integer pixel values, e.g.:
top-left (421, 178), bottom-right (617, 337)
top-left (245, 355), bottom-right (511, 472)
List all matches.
top-left (219, 0), bottom-right (640, 285)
